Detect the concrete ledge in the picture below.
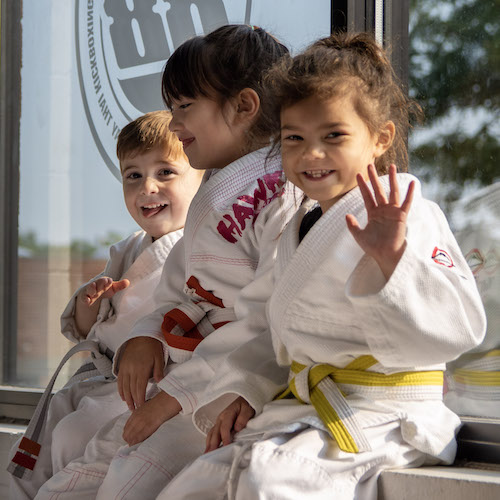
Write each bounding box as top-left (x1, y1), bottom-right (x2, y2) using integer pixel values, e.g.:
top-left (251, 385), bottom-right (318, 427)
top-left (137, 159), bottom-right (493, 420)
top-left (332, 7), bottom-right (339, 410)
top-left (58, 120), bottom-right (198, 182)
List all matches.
top-left (379, 466), bottom-right (500, 500)
top-left (1, 425), bottom-right (500, 499)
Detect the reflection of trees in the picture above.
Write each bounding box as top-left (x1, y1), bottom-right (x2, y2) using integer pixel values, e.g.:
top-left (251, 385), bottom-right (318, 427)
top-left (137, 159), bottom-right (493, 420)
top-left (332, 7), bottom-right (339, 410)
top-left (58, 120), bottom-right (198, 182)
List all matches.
top-left (409, 0), bottom-right (500, 202)
top-left (19, 231), bottom-right (124, 259)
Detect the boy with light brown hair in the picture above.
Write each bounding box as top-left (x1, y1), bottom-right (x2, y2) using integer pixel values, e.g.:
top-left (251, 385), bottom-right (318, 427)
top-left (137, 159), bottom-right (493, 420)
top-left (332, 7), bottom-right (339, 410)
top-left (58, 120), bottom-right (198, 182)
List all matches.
top-left (9, 110), bottom-right (203, 499)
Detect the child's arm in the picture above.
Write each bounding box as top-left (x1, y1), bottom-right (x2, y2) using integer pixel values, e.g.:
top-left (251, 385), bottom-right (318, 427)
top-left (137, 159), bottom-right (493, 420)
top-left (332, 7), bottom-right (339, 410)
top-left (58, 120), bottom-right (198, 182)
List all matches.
top-left (74, 277), bottom-right (130, 338)
top-left (114, 238), bottom-right (188, 410)
top-left (345, 164), bottom-right (415, 281)
top-left (345, 169), bottom-right (486, 367)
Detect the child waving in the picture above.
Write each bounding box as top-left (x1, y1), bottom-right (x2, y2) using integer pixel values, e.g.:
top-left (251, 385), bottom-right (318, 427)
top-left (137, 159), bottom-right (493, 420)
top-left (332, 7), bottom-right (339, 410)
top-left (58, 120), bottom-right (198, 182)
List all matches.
top-left (161, 32), bottom-right (486, 500)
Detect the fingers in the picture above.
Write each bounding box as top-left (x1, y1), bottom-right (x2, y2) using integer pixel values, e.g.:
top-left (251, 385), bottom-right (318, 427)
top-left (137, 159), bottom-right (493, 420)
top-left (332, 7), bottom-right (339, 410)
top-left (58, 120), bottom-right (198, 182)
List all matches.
top-left (367, 164), bottom-right (388, 206)
top-left (345, 214), bottom-right (361, 239)
top-left (84, 277), bottom-right (113, 306)
top-left (388, 164), bottom-right (400, 206)
top-left (205, 422), bottom-right (223, 453)
top-left (205, 398), bottom-right (255, 453)
top-left (121, 373), bottom-right (135, 411)
top-left (356, 172), bottom-right (376, 212)
top-left (104, 279), bottom-right (130, 299)
top-left (132, 375), bottom-right (148, 409)
top-left (401, 180), bottom-right (415, 214)
top-left (123, 412), bottom-right (143, 446)
top-left (234, 404), bottom-right (255, 432)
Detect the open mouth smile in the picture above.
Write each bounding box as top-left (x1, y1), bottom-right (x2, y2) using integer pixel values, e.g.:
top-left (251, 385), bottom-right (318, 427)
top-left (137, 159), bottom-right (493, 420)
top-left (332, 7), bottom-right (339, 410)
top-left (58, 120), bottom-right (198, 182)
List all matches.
top-left (141, 203), bottom-right (168, 218)
top-left (303, 169), bottom-right (335, 180)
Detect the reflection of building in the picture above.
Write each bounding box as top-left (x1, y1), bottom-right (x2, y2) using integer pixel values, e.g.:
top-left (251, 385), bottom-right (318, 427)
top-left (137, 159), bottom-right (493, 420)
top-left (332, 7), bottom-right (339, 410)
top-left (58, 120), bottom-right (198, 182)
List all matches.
top-left (445, 182), bottom-right (500, 418)
top-left (16, 257), bottom-right (106, 388)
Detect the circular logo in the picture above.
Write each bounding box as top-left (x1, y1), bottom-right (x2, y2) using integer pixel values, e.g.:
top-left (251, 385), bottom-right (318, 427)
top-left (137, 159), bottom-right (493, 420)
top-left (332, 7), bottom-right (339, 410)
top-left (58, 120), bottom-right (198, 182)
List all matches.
top-left (75, 0), bottom-right (230, 179)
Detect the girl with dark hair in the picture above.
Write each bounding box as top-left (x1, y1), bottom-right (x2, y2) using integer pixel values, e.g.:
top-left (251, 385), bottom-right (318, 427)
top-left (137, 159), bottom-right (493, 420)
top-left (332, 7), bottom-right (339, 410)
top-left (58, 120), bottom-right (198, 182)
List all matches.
top-left (36, 25), bottom-right (294, 499)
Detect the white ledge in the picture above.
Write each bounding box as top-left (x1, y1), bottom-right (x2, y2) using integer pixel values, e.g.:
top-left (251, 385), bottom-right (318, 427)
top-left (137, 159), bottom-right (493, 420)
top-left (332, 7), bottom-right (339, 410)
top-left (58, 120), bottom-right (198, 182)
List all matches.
top-left (379, 466), bottom-right (500, 500)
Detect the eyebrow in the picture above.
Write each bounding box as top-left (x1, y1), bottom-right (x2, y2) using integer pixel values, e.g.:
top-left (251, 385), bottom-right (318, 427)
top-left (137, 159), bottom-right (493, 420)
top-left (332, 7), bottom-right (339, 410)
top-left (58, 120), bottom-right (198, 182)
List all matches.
top-left (281, 122), bottom-right (347, 131)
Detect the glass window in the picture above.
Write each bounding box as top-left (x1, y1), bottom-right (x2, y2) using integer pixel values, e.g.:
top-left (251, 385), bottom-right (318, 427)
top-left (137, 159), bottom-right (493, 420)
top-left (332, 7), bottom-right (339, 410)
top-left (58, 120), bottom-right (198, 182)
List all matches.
top-left (2, 0), bottom-right (331, 391)
top-left (409, 0), bottom-right (500, 420)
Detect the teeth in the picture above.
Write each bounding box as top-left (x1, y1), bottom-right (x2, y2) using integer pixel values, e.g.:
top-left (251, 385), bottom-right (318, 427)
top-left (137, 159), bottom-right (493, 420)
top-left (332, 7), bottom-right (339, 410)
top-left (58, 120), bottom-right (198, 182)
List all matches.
top-left (305, 170), bottom-right (332, 178)
top-left (142, 203), bottom-right (166, 209)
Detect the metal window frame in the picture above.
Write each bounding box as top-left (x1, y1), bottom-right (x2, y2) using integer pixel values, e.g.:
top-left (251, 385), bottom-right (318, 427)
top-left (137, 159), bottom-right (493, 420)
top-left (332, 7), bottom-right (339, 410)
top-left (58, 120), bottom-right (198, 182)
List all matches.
top-left (0, 0), bottom-right (20, 384)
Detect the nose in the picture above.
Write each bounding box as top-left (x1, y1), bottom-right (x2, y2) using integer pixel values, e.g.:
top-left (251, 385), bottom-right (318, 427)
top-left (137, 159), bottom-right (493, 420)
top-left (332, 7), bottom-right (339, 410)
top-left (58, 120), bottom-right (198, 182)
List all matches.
top-left (169, 112), bottom-right (182, 134)
top-left (303, 144), bottom-right (325, 160)
top-left (141, 176), bottom-right (160, 195)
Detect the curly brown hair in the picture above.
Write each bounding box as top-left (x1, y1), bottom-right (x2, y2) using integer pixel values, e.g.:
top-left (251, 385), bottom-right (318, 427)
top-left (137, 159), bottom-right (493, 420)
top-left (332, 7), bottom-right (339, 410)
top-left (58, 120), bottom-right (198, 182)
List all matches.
top-left (266, 31), bottom-right (422, 174)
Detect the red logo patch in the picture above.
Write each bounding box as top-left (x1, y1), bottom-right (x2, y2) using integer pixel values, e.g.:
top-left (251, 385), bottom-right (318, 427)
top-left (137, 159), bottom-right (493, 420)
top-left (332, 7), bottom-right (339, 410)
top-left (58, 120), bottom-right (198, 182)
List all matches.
top-left (432, 247), bottom-right (454, 268)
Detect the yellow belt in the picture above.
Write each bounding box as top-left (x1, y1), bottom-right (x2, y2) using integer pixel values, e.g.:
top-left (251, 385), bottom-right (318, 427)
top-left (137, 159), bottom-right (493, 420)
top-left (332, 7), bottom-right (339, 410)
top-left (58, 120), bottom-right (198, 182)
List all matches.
top-left (276, 355), bottom-right (443, 453)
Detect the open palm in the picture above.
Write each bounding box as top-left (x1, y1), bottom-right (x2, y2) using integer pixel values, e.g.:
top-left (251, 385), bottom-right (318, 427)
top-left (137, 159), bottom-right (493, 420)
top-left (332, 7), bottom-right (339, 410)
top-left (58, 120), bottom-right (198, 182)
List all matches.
top-left (346, 164), bottom-right (415, 280)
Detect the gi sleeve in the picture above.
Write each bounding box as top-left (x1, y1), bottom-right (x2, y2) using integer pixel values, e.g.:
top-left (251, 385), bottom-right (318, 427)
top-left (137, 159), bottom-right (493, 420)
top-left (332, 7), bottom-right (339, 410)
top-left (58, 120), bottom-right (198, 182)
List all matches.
top-left (346, 198), bottom-right (486, 367)
top-left (156, 192), bottom-right (295, 419)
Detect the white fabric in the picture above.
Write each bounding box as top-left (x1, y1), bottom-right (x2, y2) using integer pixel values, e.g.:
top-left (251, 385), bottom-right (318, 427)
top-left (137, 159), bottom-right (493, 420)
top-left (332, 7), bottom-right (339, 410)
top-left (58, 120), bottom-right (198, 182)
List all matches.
top-left (11, 230), bottom-right (182, 500)
top-left (165, 173), bottom-right (486, 500)
top-left (159, 417), bottom-right (432, 500)
top-left (36, 148), bottom-right (297, 499)
top-left (35, 411), bottom-right (205, 500)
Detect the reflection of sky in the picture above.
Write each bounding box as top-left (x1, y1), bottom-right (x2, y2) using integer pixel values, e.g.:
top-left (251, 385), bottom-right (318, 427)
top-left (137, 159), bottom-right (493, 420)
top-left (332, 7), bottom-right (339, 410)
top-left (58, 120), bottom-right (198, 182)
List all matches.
top-left (19, 0), bottom-right (330, 247)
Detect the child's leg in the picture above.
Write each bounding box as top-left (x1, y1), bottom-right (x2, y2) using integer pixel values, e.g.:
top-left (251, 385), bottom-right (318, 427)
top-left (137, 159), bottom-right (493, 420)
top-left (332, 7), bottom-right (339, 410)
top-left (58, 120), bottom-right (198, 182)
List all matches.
top-left (51, 379), bottom-right (127, 472)
top-left (9, 377), bottom-right (105, 500)
top-left (34, 411), bottom-right (129, 500)
top-left (95, 413), bottom-right (205, 500)
top-left (160, 421), bottom-right (429, 500)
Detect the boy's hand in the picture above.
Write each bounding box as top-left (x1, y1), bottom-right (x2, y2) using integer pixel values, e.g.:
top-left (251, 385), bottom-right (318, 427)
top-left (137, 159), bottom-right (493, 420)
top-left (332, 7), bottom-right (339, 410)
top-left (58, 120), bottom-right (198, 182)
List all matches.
top-left (74, 277), bottom-right (130, 338)
top-left (205, 396), bottom-right (255, 453)
top-left (123, 391), bottom-right (181, 446)
top-left (346, 164), bottom-right (415, 281)
top-left (117, 337), bottom-right (165, 411)
top-left (80, 277), bottom-right (130, 307)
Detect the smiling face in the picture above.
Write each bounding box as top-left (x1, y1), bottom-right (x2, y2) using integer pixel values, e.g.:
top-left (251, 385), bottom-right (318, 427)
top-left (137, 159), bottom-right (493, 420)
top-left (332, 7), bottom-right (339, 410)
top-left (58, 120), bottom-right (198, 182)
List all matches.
top-left (281, 94), bottom-right (394, 213)
top-left (121, 146), bottom-right (202, 239)
top-left (169, 95), bottom-right (246, 171)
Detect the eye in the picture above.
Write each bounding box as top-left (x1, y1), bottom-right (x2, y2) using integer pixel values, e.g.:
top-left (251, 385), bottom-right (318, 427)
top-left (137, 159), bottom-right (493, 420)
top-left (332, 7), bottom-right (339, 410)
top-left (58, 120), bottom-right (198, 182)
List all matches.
top-left (282, 134), bottom-right (303, 142)
top-left (159, 168), bottom-right (175, 176)
top-left (179, 103), bottom-right (191, 110)
top-left (125, 171), bottom-right (141, 180)
top-left (326, 131), bottom-right (343, 139)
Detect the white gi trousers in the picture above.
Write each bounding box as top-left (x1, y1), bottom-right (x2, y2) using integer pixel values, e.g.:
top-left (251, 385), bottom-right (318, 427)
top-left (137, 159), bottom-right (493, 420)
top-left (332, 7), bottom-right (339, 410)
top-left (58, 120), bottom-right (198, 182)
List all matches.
top-left (10, 377), bottom-right (126, 500)
top-left (158, 421), bottom-right (431, 500)
top-left (34, 411), bottom-right (205, 500)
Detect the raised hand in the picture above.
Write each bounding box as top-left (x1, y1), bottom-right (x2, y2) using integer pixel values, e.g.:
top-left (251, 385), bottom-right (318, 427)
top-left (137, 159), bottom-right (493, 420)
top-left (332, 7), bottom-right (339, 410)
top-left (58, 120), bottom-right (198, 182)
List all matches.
top-left (346, 164), bottom-right (415, 280)
top-left (74, 277), bottom-right (130, 338)
top-left (81, 277), bottom-right (130, 306)
top-left (205, 396), bottom-right (255, 453)
top-left (117, 337), bottom-right (165, 411)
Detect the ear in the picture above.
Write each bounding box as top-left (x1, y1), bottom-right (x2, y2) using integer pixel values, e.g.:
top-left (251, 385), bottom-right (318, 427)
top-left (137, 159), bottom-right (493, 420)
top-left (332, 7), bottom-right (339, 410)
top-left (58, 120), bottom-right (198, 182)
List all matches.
top-left (233, 88), bottom-right (260, 125)
top-left (374, 120), bottom-right (395, 157)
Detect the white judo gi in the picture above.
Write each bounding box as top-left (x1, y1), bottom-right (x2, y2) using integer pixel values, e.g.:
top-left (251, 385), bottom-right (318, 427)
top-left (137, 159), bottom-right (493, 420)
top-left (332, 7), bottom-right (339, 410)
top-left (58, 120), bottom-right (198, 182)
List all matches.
top-left (9, 229), bottom-right (182, 500)
top-left (35, 148), bottom-right (296, 500)
top-left (159, 174), bottom-right (486, 500)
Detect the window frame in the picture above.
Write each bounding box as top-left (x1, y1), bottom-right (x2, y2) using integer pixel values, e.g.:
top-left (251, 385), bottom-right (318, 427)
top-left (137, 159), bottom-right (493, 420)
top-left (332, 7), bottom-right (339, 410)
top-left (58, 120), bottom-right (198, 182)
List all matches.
top-left (0, 0), bottom-right (23, 415)
top-left (0, 0), bottom-right (498, 466)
